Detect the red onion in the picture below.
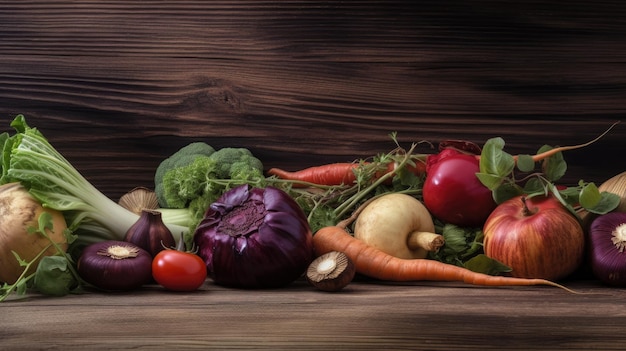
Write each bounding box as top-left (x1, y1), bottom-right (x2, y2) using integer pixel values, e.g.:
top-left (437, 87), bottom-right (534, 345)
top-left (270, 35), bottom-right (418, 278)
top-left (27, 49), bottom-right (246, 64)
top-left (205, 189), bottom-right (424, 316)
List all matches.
top-left (589, 212), bottom-right (626, 286)
top-left (77, 240), bottom-right (153, 291)
top-left (193, 185), bottom-right (313, 288)
top-left (124, 209), bottom-right (175, 257)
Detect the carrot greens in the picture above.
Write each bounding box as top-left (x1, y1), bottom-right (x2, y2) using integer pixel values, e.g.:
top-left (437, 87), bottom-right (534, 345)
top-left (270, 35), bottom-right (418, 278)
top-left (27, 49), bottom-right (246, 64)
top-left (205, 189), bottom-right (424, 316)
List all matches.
top-left (476, 134), bottom-right (620, 218)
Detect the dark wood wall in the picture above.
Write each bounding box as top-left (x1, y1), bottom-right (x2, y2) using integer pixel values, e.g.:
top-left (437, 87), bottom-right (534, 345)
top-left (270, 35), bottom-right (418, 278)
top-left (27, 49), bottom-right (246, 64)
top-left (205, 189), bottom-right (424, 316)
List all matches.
top-left (1, 1), bottom-right (625, 200)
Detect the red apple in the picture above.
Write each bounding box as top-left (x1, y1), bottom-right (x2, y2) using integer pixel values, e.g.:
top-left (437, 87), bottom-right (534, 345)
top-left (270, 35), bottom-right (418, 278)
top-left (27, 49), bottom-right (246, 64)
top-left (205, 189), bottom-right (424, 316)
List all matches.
top-left (483, 195), bottom-right (584, 281)
top-left (423, 153), bottom-right (496, 227)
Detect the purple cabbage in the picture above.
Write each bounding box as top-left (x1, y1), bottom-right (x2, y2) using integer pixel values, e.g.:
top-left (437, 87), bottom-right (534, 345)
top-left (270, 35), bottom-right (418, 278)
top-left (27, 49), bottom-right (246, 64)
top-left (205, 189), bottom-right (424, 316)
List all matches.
top-left (193, 185), bottom-right (313, 288)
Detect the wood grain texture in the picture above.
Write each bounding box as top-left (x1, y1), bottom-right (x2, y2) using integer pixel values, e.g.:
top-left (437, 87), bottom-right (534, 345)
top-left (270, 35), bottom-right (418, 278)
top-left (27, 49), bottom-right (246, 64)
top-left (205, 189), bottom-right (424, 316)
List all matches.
top-left (0, 1), bottom-right (624, 199)
top-left (2, 279), bottom-right (626, 350)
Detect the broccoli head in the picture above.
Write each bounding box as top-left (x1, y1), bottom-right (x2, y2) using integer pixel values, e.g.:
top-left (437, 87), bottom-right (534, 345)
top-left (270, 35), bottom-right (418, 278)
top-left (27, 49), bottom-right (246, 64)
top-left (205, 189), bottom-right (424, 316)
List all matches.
top-left (208, 147), bottom-right (264, 179)
top-left (159, 155), bottom-right (222, 236)
top-left (154, 142), bottom-right (215, 207)
top-left (161, 155), bottom-right (218, 209)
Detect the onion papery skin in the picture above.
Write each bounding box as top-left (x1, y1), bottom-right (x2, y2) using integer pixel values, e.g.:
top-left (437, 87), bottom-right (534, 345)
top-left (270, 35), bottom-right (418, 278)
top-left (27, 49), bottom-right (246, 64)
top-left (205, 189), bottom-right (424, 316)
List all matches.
top-left (77, 240), bottom-right (153, 291)
top-left (589, 212), bottom-right (626, 287)
top-left (193, 185), bottom-right (314, 288)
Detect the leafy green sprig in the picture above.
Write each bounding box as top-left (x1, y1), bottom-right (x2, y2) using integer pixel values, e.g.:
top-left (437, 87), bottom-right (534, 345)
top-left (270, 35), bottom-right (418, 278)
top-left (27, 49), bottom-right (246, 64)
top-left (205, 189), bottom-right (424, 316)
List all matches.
top-left (476, 136), bottom-right (620, 218)
top-left (284, 133), bottom-right (429, 233)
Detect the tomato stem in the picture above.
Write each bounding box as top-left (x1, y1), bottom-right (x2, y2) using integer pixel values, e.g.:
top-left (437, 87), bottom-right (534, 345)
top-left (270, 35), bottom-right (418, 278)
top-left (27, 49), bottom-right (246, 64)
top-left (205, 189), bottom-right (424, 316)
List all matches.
top-left (176, 234), bottom-right (186, 251)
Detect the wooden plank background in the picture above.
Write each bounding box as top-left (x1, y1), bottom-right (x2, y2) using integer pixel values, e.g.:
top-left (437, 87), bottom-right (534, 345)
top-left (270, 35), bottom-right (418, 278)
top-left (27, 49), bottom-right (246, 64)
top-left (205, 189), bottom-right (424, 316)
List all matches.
top-left (0, 0), bottom-right (625, 201)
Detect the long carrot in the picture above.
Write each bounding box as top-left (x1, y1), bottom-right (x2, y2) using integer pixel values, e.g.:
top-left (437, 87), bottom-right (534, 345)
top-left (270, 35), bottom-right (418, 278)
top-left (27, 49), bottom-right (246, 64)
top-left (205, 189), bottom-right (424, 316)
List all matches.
top-left (267, 163), bottom-right (360, 187)
top-left (267, 161), bottom-right (426, 187)
top-left (313, 226), bottom-right (578, 293)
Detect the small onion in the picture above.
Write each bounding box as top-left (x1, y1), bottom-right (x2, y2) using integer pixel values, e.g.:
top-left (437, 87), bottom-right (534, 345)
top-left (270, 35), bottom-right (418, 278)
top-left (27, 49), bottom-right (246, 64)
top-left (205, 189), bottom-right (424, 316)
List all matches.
top-left (589, 212), bottom-right (626, 286)
top-left (193, 185), bottom-right (314, 288)
top-left (124, 209), bottom-right (176, 257)
top-left (77, 240), bottom-right (153, 291)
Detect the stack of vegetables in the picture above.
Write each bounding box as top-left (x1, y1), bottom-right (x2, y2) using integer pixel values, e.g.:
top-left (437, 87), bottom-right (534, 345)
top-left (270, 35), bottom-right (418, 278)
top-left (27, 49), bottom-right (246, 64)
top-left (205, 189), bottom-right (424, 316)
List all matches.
top-left (0, 114), bottom-right (623, 301)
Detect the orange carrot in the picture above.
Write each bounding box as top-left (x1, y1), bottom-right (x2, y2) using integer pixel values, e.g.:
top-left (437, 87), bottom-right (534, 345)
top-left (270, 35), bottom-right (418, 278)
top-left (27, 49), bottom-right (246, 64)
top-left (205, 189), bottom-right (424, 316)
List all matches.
top-left (313, 226), bottom-right (577, 292)
top-left (267, 161), bottom-right (426, 187)
top-left (268, 163), bottom-right (360, 187)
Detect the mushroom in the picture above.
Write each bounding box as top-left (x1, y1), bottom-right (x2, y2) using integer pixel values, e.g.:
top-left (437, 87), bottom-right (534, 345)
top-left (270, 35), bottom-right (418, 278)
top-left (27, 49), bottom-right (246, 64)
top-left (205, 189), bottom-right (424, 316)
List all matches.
top-left (306, 251), bottom-right (356, 292)
top-left (118, 187), bottom-right (160, 215)
top-left (353, 193), bottom-right (443, 259)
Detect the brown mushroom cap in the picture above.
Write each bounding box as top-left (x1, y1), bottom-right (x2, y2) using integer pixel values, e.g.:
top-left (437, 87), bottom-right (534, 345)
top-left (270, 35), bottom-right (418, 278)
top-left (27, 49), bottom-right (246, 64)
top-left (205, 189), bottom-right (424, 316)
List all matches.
top-left (306, 251), bottom-right (355, 292)
top-left (118, 187), bottom-right (160, 215)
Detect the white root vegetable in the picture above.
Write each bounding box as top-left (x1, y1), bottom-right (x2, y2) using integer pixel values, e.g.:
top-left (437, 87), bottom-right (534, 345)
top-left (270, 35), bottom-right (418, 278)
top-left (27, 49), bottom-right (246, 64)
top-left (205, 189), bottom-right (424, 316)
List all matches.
top-left (353, 193), bottom-right (443, 259)
top-left (0, 182), bottom-right (68, 284)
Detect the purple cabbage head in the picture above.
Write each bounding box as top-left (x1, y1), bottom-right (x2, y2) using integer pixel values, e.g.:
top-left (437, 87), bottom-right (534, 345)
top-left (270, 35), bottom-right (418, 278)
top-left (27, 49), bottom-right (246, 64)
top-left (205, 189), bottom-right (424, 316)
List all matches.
top-left (193, 185), bottom-right (313, 288)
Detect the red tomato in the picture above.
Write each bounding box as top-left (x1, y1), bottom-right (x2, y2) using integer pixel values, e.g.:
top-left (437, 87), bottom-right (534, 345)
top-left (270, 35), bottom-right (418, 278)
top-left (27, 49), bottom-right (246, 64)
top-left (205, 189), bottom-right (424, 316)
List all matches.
top-left (152, 249), bottom-right (207, 291)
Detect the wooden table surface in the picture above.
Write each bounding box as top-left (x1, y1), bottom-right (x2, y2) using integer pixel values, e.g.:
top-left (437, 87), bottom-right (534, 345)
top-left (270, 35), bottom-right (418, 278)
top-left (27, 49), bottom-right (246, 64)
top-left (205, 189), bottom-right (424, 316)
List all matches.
top-left (2, 278), bottom-right (625, 350)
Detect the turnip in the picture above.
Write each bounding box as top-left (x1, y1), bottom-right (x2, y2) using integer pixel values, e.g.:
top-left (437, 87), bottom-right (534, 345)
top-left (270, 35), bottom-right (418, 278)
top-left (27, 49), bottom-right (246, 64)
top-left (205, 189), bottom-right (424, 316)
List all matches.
top-left (0, 182), bottom-right (68, 284)
top-left (353, 194), bottom-right (444, 259)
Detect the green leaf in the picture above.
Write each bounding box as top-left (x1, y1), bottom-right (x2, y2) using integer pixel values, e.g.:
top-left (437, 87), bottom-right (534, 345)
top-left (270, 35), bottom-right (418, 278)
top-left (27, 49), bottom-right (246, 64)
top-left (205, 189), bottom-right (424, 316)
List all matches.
top-left (475, 172), bottom-right (503, 190)
top-left (440, 224), bottom-right (470, 253)
top-left (492, 182), bottom-right (523, 204)
top-left (37, 211), bottom-right (55, 233)
top-left (584, 191), bottom-right (621, 215)
top-left (33, 256), bottom-right (77, 297)
top-left (461, 230), bottom-right (485, 260)
top-left (549, 185), bottom-right (578, 218)
top-left (579, 182), bottom-right (601, 209)
top-left (64, 228), bottom-right (78, 245)
top-left (15, 279), bottom-right (28, 296)
top-left (479, 137), bottom-right (515, 178)
top-left (464, 254), bottom-right (511, 275)
top-left (523, 177), bottom-right (547, 195)
top-left (484, 136), bottom-right (506, 152)
top-left (557, 185), bottom-right (582, 207)
top-left (393, 166), bottom-right (424, 189)
top-left (516, 154), bottom-right (535, 172)
top-left (539, 146), bottom-right (567, 182)
top-left (428, 224), bottom-right (487, 268)
top-left (10, 114), bottom-right (30, 133)
top-left (11, 251), bottom-right (28, 267)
